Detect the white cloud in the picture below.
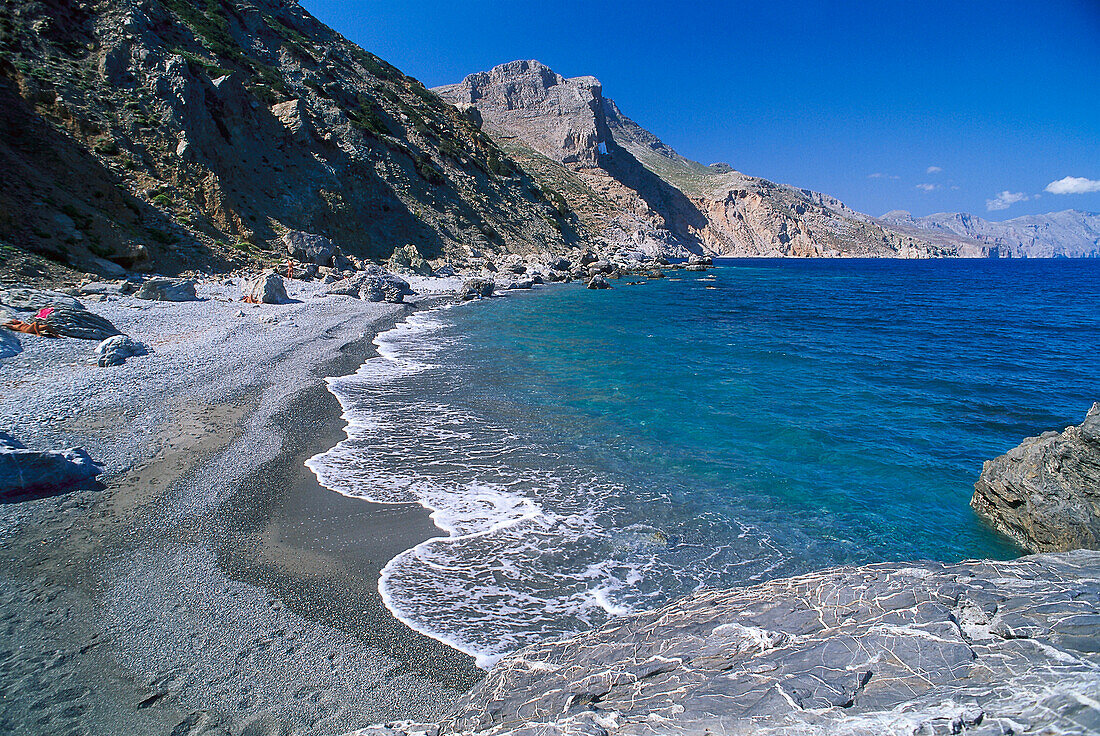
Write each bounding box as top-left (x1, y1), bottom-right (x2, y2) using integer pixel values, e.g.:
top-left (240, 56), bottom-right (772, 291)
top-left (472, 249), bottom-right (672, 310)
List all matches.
top-left (926, 166), bottom-right (943, 174)
top-left (1045, 176), bottom-right (1100, 195)
top-left (868, 173), bottom-right (900, 180)
top-left (915, 183), bottom-right (940, 192)
top-left (985, 190), bottom-right (1030, 211)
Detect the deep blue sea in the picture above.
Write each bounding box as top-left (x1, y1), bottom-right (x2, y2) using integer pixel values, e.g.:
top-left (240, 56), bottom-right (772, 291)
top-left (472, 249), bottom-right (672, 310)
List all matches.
top-left (309, 259), bottom-right (1100, 667)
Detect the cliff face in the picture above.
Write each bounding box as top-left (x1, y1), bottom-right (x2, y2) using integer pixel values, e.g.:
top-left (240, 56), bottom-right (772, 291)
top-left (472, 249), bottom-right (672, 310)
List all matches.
top-left (436, 60), bottom-right (960, 259)
top-left (354, 552), bottom-right (1100, 736)
top-left (972, 403), bottom-right (1100, 552)
top-left (881, 209), bottom-right (1100, 258)
top-left (0, 1), bottom-right (575, 280)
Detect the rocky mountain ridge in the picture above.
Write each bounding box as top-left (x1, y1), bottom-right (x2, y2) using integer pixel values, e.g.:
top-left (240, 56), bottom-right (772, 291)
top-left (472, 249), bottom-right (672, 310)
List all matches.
top-left (881, 209), bottom-right (1100, 258)
top-left (436, 60), bottom-right (965, 259)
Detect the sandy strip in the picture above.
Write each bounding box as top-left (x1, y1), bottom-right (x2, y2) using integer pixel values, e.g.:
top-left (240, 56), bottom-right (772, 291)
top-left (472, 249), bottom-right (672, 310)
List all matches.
top-left (0, 278), bottom-right (480, 735)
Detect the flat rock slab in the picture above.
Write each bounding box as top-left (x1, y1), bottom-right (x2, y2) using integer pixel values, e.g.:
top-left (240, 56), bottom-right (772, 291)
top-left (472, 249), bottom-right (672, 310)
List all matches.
top-left (0, 433), bottom-right (101, 501)
top-left (972, 402), bottom-right (1100, 552)
top-left (354, 552), bottom-right (1100, 736)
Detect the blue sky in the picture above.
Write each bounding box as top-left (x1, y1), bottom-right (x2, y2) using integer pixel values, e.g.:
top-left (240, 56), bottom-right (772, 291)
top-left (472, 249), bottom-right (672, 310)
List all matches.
top-left (301, 0), bottom-right (1100, 220)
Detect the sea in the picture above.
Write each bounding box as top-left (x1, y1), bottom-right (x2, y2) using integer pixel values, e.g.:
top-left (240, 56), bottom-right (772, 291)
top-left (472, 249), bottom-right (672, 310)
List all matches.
top-left (307, 258), bottom-right (1100, 668)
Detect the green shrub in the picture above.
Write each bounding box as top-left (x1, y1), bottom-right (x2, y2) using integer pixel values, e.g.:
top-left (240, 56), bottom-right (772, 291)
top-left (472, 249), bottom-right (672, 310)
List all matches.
top-left (153, 194), bottom-right (172, 208)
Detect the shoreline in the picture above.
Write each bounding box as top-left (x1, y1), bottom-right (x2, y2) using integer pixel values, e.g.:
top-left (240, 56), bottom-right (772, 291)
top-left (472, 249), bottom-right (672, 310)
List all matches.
top-left (214, 297), bottom-right (484, 691)
top-left (0, 281), bottom-right (481, 734)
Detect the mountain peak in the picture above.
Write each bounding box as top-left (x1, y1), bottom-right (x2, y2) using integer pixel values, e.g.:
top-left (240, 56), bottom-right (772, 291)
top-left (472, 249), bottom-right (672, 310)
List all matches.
top-left (434, 60), bottom-right (609, 169)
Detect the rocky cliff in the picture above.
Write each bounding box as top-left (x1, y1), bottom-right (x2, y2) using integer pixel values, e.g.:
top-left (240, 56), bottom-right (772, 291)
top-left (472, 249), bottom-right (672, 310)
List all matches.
top-left (0, 1), bottom-right (576, 282)
top-left (354, 551), bottom-right (1100, 736)
top-left (881, 209), bottom-right (1100, 258)
top-left (972, 403), bottom-right (1100, 552)
top-left (436, 61), bottom-right (962, 259)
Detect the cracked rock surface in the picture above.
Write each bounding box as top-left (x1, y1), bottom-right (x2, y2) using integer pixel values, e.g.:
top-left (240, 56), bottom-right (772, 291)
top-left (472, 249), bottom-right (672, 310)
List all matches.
top-left (352, 552), bottom-right (1100, 736)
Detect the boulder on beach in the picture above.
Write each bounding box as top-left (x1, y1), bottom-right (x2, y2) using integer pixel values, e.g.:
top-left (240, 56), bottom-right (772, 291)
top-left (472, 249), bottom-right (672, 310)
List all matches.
top-left (243, 273), bottom-right (292, 304)
top-left (507, 278), bottom-right (534, 290)
top-left (550, 256), bottom-right (571, 272)
top-left (685, 263), bottom-right (708, 271)
top-left (135, 277), bottom-right (198, 302)
top-left (0, 288), bottom-right (84, 312)
top-left (94, 335), bottom-right (150, 367)
top-left (972, 402), bottom-right (1100, 552)
top-left (40, 306), bottom-right (122, 340)
top-left (0, 433), bottom-right (101, 502)
top-left (460, 278), bottom-right (494, 300)
top-left (326, 267), bottom-right (412, 303)
top-left (361, 269), bottom-right (412, 303)
top-left (586, 275), bottom-right (611, 289)
top-left (284, 230), bottom-right (336, 266)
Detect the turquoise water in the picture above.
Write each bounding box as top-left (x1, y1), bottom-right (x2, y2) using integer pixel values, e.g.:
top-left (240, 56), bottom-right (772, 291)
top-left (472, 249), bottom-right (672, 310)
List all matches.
top-left (310, 259), bottom-right (1100, 666)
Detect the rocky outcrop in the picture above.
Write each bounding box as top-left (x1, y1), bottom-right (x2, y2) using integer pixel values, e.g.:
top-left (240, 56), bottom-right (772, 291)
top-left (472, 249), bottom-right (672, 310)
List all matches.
top-left (353, 552), bottom-right (1100, 736)
top-left (283, 231), bottom-right (336, 267)
top-left (972, 404), bottom-right (1100, 552)
top-left (460, 278), bottom-right (494, 301)
top-left (434, 60), bottom-right (610, 169)
top-left (881, 210), bottom-right (1100, 258)
top-left (0, 433), bottom-right (101, 501)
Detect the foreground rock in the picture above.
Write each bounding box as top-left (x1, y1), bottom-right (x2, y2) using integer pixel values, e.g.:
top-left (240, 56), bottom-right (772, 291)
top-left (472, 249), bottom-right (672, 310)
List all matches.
top-left (355, 552), bottom-right (1100, 736)
top-left (0, 433), bottom-right (101, 501)
top-left (972, 403), bottom-right (1100, 552)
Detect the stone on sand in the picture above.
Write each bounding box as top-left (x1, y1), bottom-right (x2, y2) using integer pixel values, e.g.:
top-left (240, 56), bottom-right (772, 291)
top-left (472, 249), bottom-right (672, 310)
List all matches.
top-left (135, 278), bottom-right (198, 302)
top-left (0, 433), bottom-right (101, 501)
top-left (95, 335), bottom-right (150, 367)
top-left (243, 273), bottom-right (292, 304)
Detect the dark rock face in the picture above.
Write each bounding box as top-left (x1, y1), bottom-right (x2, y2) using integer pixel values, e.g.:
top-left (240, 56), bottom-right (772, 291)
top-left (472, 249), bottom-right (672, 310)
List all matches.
top-left (1, 1), bottom-right (573, 281)
top-left (972, 403), bottom-right (1100, 552)
top-left (357, 552), bottom-right (1100, 736)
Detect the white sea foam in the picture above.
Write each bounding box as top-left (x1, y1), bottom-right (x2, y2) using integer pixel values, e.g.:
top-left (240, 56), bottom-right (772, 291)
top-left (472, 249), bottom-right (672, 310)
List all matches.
top-left (306, 301), bottom-right (787, 668)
